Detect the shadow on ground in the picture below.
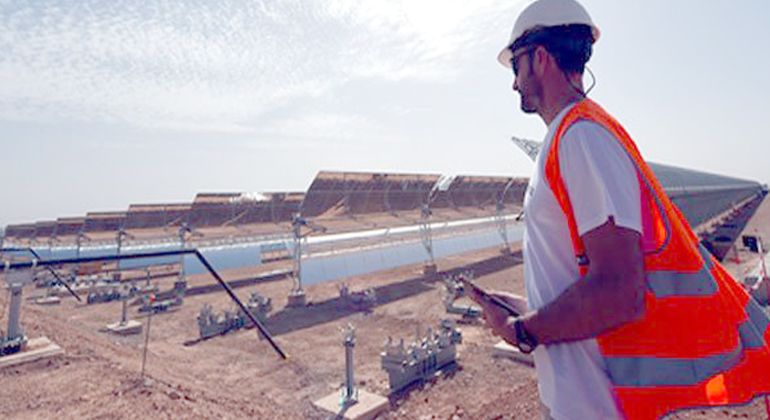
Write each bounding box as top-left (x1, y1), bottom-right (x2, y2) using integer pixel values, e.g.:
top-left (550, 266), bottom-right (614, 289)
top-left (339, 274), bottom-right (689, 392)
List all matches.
top-left (264, 250), bottom-right (523, 336)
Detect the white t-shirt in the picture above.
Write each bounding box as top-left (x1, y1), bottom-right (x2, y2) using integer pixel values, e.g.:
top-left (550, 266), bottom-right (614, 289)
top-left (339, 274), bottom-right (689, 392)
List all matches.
top-left (523, 103), bottom-right (642, 420)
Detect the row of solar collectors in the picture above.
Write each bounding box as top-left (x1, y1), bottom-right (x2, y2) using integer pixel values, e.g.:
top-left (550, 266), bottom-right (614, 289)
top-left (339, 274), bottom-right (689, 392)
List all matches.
top-left (4, 221), bottom-right (521, 284)
top-left (3, 171), bottom-right (527, 241)
top-left (2, 164), bottom-right (763, 288)
top-left (2, 239), bottom-right (281, 275)
top-left (4, 165), bottom-right (763, 243)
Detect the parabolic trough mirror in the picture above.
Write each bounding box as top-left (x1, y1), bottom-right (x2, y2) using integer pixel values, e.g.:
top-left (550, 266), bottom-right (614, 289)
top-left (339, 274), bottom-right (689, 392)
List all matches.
top-left (299, 218), bottom-right (523, 286)
top-left (15, 239), bottom-right (276, 275)
top-left (15, 216), bottom-right (522, 285)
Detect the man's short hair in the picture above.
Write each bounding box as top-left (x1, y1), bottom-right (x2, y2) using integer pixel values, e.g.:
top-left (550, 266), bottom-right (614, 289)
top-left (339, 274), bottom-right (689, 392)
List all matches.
top-left (511, 24), bottom-right (594, 74)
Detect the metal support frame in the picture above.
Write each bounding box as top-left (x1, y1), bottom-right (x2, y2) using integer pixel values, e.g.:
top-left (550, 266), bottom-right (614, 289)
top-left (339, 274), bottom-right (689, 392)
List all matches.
top-left (442, 272), bottom-right (481, 321)
top-left (342, 323), bottom-right (358, 406)
top-left (115, 228), bottom-right (134, 279)
top-left (495, 198), bottom-right (510, 252)
top-left (177, 224), bottom-right (192, 283)
top-left (419, 204), bottom-right (436, 273)
top-left (7, 282), bottom-right (24, 340)
top-left (288, 214), bottom-right (308, 307)
top-left (1, 248), bottom-right (80, 302)
top-left (510, 136), bottom-right (542, 162)
top-left (496, 179), bottom-right (518, 254)
top-left (292, 214), bottom-right (303, 293)
top-left (75, 230), bottom-right (87, 259)
top-left (380, 319), bottom-right (462, 393)
top-left (0, 248), bottom-right (288, 359)
top-left (1, 266), bottom-right (33, 355)
top-left (119, 290), bottom-right (129, 326)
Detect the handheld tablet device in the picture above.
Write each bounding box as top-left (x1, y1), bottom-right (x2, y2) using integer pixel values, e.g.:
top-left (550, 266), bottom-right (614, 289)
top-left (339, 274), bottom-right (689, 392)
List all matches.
top-left (457, 275), bottom-right (520, 317)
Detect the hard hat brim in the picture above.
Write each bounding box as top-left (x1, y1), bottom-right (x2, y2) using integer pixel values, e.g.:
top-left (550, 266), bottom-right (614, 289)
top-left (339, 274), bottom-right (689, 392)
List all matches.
top-left (498, 47), bottom-right (514, 69)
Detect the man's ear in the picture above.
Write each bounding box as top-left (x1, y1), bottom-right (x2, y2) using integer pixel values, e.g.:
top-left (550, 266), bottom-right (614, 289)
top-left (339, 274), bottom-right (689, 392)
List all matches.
top-left (532, 45), bottom-right (549, 76)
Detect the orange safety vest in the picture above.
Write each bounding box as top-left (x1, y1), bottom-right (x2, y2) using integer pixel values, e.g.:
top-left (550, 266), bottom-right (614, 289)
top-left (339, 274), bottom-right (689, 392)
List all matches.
top-left (545, 98), bottom-right (770, 419)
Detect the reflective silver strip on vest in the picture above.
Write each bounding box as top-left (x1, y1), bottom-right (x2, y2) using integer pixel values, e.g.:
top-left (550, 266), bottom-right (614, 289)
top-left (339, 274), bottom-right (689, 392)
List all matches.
top-left (739, 297), bottom-right (770, 349)
top-left (646, 267), bottom-right (717, 297)
top-left (608, 302), bottom-right (766, 387)
top-left (645, 245), bottom-right (720, 297)
top-left (606, 345), bottom-right (743, 387)
top-left (608, 245), bottom-right (769, 387)
top-left (698, 244), bottom-right (715, 270)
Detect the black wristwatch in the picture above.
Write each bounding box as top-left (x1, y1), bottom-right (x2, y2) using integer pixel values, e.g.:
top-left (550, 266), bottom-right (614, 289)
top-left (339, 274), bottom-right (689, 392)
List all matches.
top-left (514, 318), bottom-right (538, 354)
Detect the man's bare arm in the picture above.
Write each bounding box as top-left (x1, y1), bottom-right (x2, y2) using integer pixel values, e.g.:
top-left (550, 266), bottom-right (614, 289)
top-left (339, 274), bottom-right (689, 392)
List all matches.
top-left (520, 218), bottom-right (646, 345)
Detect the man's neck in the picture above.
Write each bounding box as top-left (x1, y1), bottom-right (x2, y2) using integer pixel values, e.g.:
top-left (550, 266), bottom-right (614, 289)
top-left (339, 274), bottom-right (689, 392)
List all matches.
top-left (539, 74), bottom-right (585, 125)
top-left (540, 91), bottom-right (584, 125)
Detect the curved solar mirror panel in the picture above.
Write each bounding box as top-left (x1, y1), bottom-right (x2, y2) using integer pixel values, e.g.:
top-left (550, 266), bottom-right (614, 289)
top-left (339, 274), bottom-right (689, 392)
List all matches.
top-left (182, 241), bottom-right (264, 275)
top-left (300, 224), bottom-right (524, 286)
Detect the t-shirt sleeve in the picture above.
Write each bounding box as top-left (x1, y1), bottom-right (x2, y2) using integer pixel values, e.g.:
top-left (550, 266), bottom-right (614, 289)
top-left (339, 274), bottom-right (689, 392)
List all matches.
top-left (558, 120), bottom-right (642, 236)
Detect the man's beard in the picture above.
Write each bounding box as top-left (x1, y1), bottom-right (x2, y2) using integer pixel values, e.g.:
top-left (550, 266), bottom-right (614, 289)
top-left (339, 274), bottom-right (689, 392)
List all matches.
top-left (519, 79), bottom-right (542, 114)
top-left (520, 95), bottom-right (537, 114)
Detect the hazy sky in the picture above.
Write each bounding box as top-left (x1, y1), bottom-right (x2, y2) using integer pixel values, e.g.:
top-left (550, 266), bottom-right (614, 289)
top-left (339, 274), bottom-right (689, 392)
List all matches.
top-left (1, 0), bottom-right (769, 229)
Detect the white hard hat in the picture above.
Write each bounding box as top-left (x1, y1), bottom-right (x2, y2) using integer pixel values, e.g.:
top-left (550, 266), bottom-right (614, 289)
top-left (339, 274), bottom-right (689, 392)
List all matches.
top-left (498, 0), bottom-right (600, 68)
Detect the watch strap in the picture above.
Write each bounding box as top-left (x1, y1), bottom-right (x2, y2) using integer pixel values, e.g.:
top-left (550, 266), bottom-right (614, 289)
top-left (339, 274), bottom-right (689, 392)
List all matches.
top-left (514, 318), bottom-right (537, 354)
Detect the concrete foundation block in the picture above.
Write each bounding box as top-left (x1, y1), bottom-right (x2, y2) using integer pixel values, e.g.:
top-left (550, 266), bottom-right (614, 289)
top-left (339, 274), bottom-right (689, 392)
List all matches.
top-left (35, 296), bottom-right (61, 305)
top-left (106, 320), bottom-right (143, 335)
top-left (0, 336), bottom-right (64, 369)
top-left (492, 340), bottom-right (534, 366)
top-left (313, 389), bottom-right (389, 420)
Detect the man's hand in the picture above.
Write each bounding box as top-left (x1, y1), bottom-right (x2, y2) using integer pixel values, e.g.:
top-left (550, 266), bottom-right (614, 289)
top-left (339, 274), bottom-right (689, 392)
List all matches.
top-left (486, 291), bottom-right (528, 316)
top-left (467, 288), bottom-right (528, 346)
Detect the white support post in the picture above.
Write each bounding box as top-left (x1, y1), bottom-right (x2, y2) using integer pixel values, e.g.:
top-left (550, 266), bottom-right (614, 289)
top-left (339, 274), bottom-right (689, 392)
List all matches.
top-left (342, 324), bottom-right (357, 406)
top-left (7, 282), bottom-right (23, 340)
top-left (496, 198), bottom-right (510, 253)
top-left (178, 225), bottom-right (188, 283)
top-left (287, 214), bottom-right (307, 308)
top-left (75, 232), bottom-right (82, 259)
top-left (2, 266), bottom-right (34, 353)
top-left (116, 230), bottom-right (123, 277)
top-left (120, 295), bottom-right (128, 326)
top-left (293, 217), bottom-right (302, 292)
top-left (420, 204), bottom-right (436, 275)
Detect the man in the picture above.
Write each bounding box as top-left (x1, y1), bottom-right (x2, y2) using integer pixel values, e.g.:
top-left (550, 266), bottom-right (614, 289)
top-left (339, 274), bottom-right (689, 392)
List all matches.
top-left (468, 0), bottom-right (770, 419)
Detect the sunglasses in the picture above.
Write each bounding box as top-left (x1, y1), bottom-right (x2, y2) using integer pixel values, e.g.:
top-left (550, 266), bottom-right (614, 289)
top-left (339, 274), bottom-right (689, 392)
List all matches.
top-left (511, 47), bottom-right (535, 76)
